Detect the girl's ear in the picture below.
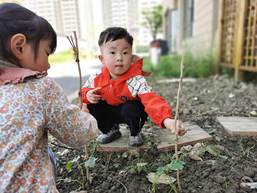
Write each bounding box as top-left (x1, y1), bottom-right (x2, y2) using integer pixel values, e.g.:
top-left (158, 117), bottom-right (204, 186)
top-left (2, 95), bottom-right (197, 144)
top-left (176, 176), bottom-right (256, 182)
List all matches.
top-left (10, 34), bottom-right (27, 59)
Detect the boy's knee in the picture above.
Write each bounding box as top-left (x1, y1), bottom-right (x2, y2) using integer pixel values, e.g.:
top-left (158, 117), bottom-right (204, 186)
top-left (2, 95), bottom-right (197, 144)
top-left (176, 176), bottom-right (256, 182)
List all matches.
top-left (87, 101), bottom-right (106, 112)
top-left (121, 101), bottom-right (146, 118)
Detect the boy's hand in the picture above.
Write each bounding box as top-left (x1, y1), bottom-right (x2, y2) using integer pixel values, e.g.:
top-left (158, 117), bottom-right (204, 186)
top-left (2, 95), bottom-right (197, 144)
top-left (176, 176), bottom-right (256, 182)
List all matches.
top-left (86, 87), bottom-right (102, 104)
top-left (163, 118), bottom-right (186, 136)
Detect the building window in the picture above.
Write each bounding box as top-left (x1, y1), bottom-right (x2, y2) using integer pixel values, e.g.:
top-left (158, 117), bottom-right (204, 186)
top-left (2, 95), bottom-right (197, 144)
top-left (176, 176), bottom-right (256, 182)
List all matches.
top-left (165, 9), bottom-right (178, 54)
top-left (183, 0), bottom-right (194, 39)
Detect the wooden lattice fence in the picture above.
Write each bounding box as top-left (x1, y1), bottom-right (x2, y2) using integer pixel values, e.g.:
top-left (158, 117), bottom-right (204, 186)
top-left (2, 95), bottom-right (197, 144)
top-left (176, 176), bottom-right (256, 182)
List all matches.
top-left (220, 0), bottom-right (257, 80)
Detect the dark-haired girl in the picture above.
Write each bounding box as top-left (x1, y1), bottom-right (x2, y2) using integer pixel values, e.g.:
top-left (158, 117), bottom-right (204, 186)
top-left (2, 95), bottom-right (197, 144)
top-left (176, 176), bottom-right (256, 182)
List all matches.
top-left (0, 3), bottom-right (98, 192)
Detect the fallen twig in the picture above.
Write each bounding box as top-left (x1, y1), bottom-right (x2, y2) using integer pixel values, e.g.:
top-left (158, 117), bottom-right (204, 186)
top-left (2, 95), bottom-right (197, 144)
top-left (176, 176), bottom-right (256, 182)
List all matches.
top-left (104, 153), bottom-right (113, 174)
top-left (114, 178), bottom-right (128, 193)
top-left (197, 108), bottom-right (219, 116)
top-left (50, 142), bottom-right (77, 150)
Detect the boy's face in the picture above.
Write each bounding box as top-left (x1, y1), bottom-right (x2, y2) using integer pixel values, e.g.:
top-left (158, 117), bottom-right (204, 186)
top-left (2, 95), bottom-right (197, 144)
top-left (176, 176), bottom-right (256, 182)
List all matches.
top-left (99, 38), bottom-right (133, 79)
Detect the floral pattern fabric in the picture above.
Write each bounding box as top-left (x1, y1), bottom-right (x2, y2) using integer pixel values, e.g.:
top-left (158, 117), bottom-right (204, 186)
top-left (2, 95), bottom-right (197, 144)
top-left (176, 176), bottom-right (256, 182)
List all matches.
top-left (0, 76), bottom-right (98, 193)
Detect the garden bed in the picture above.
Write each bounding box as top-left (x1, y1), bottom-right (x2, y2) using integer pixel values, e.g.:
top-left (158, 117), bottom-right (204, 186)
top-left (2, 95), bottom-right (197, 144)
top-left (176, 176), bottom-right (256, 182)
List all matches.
top-left (52, 75), bottom-right (257, 193)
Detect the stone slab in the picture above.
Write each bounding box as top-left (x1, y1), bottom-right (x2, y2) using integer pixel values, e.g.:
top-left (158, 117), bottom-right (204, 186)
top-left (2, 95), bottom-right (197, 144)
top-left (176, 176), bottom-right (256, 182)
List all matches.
top-left (96, 122), bottom-right (212, 152)
top-left (157, 78), bottom-right (196, 84)
top-left (217, 116), bottom-right (257, 136)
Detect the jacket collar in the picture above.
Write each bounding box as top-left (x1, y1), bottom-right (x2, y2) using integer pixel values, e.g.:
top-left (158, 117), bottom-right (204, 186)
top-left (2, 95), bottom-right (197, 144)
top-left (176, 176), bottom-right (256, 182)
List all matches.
top-left (0, 59), bottom-right (47, 85)
top-left (101, 57), bottom-right (149, 83)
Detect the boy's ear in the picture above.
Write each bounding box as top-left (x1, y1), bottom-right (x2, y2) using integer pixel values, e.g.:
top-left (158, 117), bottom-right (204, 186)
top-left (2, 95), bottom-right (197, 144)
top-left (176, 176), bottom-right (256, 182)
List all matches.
top-left (10, 33), bottom-right (27, 59)
top-left (98, 55), bottom-right (104, 62)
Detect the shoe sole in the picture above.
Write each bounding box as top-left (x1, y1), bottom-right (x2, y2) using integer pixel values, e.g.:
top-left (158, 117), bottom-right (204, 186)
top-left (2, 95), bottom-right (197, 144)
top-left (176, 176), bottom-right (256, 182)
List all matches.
top-left (129, 141), bottom-right (143, 147)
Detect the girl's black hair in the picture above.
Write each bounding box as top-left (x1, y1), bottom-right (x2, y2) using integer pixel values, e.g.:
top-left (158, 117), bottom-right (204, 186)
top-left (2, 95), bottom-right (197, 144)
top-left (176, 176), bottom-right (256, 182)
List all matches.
top-left (0, 3), bottom-right (57, 64)
top-left (98, 27), bottom-right (133, 46)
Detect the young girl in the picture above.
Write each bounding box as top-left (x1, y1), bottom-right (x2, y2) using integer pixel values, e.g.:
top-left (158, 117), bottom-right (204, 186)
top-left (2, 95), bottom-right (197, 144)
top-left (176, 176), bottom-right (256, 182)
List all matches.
top-left (0, 3), bottom-right (98, 193)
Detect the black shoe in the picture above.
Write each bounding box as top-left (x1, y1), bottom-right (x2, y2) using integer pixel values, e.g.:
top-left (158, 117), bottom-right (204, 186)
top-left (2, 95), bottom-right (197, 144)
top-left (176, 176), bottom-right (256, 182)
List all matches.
top-left (96, 129), bottom-right (122, 144)
top-left (129, 133), bottom-right (143, 147)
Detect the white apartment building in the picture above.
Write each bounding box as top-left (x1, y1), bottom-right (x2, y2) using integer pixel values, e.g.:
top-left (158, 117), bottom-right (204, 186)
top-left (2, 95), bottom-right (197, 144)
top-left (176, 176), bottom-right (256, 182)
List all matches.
top-left (59, 0), bottom-right (80, 36)
top-left (102, 0), bottom-right (138, 43)
top-left (21, 0), bottom-right (80, 38)
top-left (21, 0), bottom-right (62, 34)
top-left (19, 0), bottom-right (161, 51)
top-left (79, 0), bottom-right (104, 52)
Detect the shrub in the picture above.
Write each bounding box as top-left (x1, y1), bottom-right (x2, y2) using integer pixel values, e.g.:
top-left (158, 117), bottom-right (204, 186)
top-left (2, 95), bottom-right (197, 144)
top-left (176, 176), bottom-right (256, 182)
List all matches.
top-left (143, 52), bottom-right (215, 78)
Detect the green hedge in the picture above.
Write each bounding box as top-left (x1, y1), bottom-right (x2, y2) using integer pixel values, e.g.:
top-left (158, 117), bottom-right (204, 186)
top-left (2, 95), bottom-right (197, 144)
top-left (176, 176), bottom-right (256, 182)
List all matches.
top-left (143, 52), bottom-right (215, 78)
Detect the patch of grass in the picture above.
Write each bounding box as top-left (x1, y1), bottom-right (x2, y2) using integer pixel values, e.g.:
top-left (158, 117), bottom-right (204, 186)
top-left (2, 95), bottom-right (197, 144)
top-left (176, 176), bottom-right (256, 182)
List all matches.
top-left (143, 52), bottom-right (216, 78)
top-left (49, 49), bottom-right (89, 65)
top-left (49, 49), bottom-right (73, 65)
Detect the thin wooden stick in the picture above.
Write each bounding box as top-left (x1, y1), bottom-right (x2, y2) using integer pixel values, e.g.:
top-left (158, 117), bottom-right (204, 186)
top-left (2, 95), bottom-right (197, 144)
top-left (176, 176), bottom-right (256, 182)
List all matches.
top-left (67, 32), bottom-right (88, 161)
top-left (67, 36), bottom-right (75, 48)
top-left (73, 31), bottom-right (82, 103)
top-left (66, 32), bottom-right (83, 109)
top-left (174, 55), bottom-right (184, 193)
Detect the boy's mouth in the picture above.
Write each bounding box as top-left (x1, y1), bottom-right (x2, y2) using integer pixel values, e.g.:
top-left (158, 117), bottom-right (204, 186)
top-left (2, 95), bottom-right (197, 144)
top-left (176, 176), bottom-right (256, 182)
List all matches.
top-left (115, 64), bottom-right (123, 67)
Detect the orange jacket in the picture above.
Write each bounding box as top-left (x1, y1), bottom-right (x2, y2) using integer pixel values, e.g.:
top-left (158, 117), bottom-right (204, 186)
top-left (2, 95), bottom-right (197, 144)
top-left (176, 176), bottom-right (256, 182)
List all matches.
top-left (81, 58), bottom-right (173, 128)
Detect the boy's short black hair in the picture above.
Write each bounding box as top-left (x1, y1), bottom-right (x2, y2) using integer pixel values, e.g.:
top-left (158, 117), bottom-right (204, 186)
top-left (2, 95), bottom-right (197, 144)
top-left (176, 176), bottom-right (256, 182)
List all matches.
top-left (98, 27), bottom-right (133, 46)
top-left (0, 3), bottom-right (57, 64)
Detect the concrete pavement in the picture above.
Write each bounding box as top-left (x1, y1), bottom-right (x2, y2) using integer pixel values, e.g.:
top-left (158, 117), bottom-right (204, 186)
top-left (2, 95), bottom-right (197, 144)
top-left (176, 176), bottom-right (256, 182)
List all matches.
top-left (48, 58), bottom-right (101, 101)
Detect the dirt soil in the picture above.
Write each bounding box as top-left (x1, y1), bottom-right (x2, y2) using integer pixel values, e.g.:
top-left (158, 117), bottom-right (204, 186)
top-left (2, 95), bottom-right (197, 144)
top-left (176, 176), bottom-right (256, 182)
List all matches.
top-left (51, 75), bottom-right (257, 193)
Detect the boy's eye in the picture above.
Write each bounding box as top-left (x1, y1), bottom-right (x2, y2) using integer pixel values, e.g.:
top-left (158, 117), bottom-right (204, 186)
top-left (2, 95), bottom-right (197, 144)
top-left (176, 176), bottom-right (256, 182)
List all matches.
top-left (110, 51), bottom-right (115, 54)
top-left (123, 52), bottom-right (127, 55)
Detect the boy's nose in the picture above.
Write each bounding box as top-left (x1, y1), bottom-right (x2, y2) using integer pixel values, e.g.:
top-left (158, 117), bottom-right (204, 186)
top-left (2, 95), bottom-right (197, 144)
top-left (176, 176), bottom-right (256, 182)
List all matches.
top-left (116, 54), bottom-right (123, 62)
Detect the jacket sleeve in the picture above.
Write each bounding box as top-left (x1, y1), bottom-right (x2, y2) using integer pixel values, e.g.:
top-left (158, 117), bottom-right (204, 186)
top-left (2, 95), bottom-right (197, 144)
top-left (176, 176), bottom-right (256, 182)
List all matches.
top-left (45, 78), bottom-right (99, 148)
top-left (81, 73), bottom-right (98, 104)
top-left (127, 75), bottom-right (173, 128)
top-left (139, 92), bottom-right (173, 128)
top-left (81, 87), bottom-right (93, 104)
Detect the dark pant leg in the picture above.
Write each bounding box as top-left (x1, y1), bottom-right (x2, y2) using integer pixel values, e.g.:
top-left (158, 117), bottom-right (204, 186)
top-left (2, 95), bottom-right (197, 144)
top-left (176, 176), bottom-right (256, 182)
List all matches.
top-left (119, 101), bottom-right (148, 136)
top-left (87, 101), bottom-right (117, 134)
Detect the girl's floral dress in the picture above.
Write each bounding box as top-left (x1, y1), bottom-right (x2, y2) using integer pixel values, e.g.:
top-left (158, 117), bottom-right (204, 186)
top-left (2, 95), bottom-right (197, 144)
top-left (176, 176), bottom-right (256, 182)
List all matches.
top-left (0, 76), bottom-right (98, 193)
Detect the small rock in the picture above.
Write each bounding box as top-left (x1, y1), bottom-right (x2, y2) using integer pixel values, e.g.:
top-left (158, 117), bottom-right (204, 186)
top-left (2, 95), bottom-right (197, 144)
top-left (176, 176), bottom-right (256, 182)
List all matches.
top-left (250, 110), bottom-right (257, 117)
top-left (102, 181), bottom-right (109, 189)
top-left (228, 93), bottom-right (235, 98)
top-left (213, 175), bottom-right (226, 184)
top-left (244, 167), bottom-right (256, 178)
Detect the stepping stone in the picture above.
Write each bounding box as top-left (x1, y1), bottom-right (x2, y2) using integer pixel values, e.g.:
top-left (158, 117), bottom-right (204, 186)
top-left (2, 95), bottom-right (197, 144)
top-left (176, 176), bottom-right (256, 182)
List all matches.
top-left (217, 116), bottom-right (257, 136)
top-left (96, 122), bottom-right (212, 152)
top-left (157, 78), bottom-right (196, 84)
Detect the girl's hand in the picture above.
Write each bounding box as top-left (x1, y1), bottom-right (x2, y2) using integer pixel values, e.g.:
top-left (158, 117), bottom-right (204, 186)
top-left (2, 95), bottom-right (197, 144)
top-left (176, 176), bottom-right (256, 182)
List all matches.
top-left (86, 87), bottom-right (102, 104)
top-left (163, 118), bottom-right (186, 136)
top-left (81, 104), bottom-right (89, 112)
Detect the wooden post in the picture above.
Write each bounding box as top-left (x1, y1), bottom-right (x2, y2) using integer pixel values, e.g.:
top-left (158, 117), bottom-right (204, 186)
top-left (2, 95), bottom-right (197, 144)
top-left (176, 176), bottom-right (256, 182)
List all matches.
top-left (216, 0), bottom-right (224, 74)
top-left (234, 0), bottom-right (246, 81)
